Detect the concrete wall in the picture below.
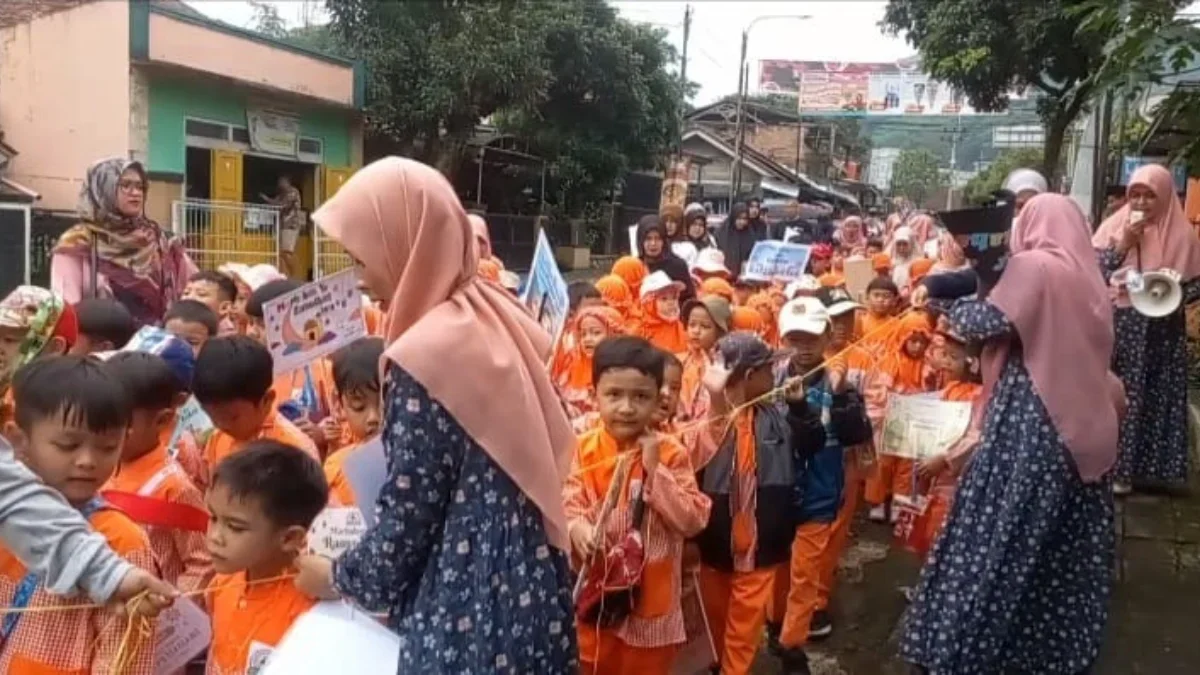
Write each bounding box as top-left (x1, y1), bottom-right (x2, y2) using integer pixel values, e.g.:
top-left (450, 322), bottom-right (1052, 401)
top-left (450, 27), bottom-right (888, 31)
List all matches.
top-left (0, 1), bottom-right (131, 211)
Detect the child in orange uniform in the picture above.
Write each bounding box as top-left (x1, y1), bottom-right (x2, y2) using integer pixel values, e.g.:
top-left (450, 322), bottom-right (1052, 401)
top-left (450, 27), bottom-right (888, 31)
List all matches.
top-left (692, 333), bottom-right (826, 675)
top-left (164, 299), bottom-right (219, 357)
top-left (205, 441), bottom-right (328, 674)
top-left (914, 328), bottom-right (983, 548)
top-left (194, 336), bottom-right (317, 489)
top-left (866, 311), bottom-right (937, 522)
top-left (564, 336), bottom-right (711, 674)
top-left (70, 298), bottom-right (136, 355)
top-left (632, 272), bottom-right (688, 354)
top-left (323, 337), bottom-right (385, 507)
top-left (855, 277), bottom-right (900, 361)
top-left (554, 306), bottom-right (626, 433)
top-left (104, 351), bottom-right (213, 596)
top-left (678, 296), bottom-right (731, 423)
top-left (0, 356), bottom-right (156, 673)
top-left (182, 270), bottom-right (239, 336)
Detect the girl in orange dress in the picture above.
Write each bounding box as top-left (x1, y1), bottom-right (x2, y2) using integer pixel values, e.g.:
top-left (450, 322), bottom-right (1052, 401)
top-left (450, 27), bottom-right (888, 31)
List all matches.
top-left (595, 274), bottom-right (638, 328)
top-left (631, 271), bottom-right (687, 354)
top-left (554, 306), bottom-right (625, 432)
top-left (678, 297), bottom-right (731, 423)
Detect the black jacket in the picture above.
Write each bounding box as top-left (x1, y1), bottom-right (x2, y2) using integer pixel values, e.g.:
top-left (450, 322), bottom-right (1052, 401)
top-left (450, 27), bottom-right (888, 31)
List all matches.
top-left (637, 218), bottom-right (696, 303)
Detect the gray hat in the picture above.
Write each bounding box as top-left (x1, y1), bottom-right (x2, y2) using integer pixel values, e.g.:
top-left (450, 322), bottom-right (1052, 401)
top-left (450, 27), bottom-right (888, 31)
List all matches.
top-left (683, 296), bottom-right (732, 334)
top-left (717, 332), bottom-right (777, 378)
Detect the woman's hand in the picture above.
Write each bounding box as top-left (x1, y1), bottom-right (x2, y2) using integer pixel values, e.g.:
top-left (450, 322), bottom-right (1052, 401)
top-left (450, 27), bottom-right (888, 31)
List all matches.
top-left (910, 283), bottom-right (930, 309)
top-left (294, 555), bottom-right (339, 601)
top-left (1119, 212), bottom-right (1146, 253)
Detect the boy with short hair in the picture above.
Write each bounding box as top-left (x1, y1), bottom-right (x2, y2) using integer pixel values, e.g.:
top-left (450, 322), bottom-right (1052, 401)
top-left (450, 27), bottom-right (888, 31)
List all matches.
top-left (164, 299), bottom-right (219, 357)
top-left (856, 277), bottom-right (901, 361)
top-left (183, 270), bottom-right (238, 335)
top-left (206, 440), bottom-right (328, 674)
top-left (71, 297), bottom-right (136, 354)
top-left (563, 336), bottom-right (711, 674)
top-left (246, 279), bottom-right (337, 455)
top-left (323, 338), bottom-right (385, 506)
top-left (104, 351), bottom-right (213, 595)
top-left (772, 297), bottom-right (872, 671)
top-left (0, 356), bottom-right (156, 673)
top-left (194, 336), bottom-right (317, 488)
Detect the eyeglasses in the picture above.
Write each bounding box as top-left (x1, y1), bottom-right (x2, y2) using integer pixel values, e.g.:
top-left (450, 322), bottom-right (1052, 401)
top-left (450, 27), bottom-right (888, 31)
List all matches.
top-left (118, 180), bottom-right (146, 193)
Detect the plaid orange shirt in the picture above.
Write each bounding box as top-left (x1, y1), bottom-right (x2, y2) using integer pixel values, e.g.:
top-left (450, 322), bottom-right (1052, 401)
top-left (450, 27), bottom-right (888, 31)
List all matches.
top-left (0, 508), bottom-right (156, 674)
top-left (323, 442), bottom-right (362, 507)
top-left (563, 426), bottom-right (711, 649)
top-left (105, 437), bottom-right (214, 597)
top-left (203, 410), bottom-right (318, 476)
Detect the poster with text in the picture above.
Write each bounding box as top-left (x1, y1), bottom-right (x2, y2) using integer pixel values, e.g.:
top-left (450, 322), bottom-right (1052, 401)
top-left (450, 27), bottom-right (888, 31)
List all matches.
top-left (521, 229), bottom-right (570, 343)
top-left (743, 241), bottom-right (813, 282)
top-left (880, 394), bottom-right (972, 460)
top-left (263, 268), bottom-right (367, 376)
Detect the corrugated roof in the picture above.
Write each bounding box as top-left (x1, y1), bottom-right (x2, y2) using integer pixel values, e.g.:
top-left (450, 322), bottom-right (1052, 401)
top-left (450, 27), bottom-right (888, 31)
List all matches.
top-left (0, 0), bottom-right (95, 29)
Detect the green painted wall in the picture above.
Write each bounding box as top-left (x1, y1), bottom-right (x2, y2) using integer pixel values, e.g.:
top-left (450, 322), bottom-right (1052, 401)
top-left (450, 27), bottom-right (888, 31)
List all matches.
top-left (147, 78), bottom-right (353, 174)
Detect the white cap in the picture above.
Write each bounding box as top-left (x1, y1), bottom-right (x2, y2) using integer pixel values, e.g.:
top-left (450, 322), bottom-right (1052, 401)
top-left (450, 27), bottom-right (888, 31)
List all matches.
top-left (784, 275), bottom-right (821, 299)
top-left (892, 226), bottom-right (913, 243)
top-left (778, 297), bottom-right (830, 337)
top-left (640, 270), bottom-right (684, 299)
top-left (692, 248), bottom-right (730, 276)
top-left (818, 287), bottom-right (863, 317)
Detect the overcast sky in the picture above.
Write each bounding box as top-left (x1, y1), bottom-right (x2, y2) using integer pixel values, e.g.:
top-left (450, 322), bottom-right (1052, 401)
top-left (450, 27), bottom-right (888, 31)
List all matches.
top-left (187, 0), bottom-right (1200, 106)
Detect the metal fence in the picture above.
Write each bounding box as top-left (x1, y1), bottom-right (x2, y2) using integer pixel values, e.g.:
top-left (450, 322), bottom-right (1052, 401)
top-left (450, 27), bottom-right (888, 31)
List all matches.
top-left (170, 199), bottom-right (280, 271)
top-left (313, 226), bottom-right (354, 280)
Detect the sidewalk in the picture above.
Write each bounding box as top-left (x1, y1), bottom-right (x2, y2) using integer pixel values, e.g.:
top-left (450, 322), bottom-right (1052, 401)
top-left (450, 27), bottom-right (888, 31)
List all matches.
top-left (751, 481), bottom-right (1200, 674)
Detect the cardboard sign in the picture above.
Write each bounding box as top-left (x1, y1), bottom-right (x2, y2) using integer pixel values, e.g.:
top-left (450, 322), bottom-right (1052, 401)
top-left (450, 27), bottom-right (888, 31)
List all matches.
top-left (521, 229), bottom-right (570, 343)
top-left (261, 602), bottom-right (400, 675)
top-left (307, 507), bottom-right (368, 559)
top-left (167, 397), bottom-right (213, 461)
top-left (938, 196), bottom-right (1015, 291)
top-left (742, 241), bottom-right (813, 282)
top-left (659, 160), bottom-right (690, 211)
top-left (263, 268), bottom-right (367, 376)
top-left (844, 257), bottom-right (875, 301)
top-left (154, 598), bottom-right (211, 675)
top-left (880, 394), bottom-right (972, 460)
top-left (342, 438), bottom-right (387, 528)
top-left (628, 224), bottom-right (639, 257)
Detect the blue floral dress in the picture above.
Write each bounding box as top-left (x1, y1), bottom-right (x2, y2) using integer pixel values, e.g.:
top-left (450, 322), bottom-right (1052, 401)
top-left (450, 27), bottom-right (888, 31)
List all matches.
top-left (332, 364), bottom-right (578, 674)
top-left (900, 299), bottom-right (1114, 675)
top-left (1098, 247), bottom-right (1200, 484)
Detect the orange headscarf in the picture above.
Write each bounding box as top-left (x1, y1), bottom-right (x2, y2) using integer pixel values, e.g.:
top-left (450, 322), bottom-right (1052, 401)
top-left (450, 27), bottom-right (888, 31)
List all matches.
top-left (634, 291), bottom-right (687, 354)
top-left (746, 292), bottom-right (779, 346)
top-left (872, 252), bottom-right (892, 273)
top-left (731, 306), bottom-right (765, 335)
top-left (880, 311), bottom-right (936, 393)
top-left (908, 258), bottom-right (934, 288)
top-left (553, 306), bottom-right (624, 391)
top-left (700, 277), bottom-right (735, 302)
top-left (612, 256), bottom-right (647, 292)
top-left (595, 274), bottom-right (637, 325)
top-left (313, 157), bottom-right (574, 551)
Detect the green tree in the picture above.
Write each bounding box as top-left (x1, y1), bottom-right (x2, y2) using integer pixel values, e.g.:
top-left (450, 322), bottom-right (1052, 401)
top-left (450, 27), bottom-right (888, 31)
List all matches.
top-left (249, 0), bottom-right (287, 39)
top-left (496, 0), bottom-right (686, 213)
top-left (882, 0), bottom-right (1191, 181)
top-left (963, 147), bottom-right (1045, 204)
top-left (891, 148), bottom-right (945, 206)
top-left (325, 0), bottom-right (557, 174)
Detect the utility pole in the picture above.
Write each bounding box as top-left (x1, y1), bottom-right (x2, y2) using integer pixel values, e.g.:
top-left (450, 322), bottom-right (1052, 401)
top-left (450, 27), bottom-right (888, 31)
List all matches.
top-left (730, 31), bottom-right (749, 203)
top-left (946, 114), bottom-right (961, 209)
top-left (676, 5), bottom-right (692, 158)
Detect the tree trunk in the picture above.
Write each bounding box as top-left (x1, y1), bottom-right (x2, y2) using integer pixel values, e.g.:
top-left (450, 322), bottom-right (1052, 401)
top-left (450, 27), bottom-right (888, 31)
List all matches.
top-left (1042, 114), bottom-right (1068, 186)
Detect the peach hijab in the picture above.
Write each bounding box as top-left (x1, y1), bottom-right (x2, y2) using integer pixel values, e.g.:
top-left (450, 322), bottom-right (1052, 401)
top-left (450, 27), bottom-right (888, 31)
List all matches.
top-left (313, 157), bottom-right (575, 551)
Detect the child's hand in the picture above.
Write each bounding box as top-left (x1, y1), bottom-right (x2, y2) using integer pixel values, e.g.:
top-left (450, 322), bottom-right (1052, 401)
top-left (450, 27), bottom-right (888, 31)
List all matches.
top-left (294, 555), bottom-right (339, 601)
top-left (295, 418), bottom-right (326, 449)
top-left (569, 521), bottom-right (599, 558)
top-left (319, 417), bottom-right (342, 446)
top-left (110, 567), bottom-right (177, 618)
top-left (910, 284), bottom-right (929, 309)
top-left (702, 361), bottom-right (732, 394)
top-left (916, 455), bottom-right (948, 480)
top-left (782, 376), bottom-right (806, 403)
top-left (639, 433), bottom-right (661, 475)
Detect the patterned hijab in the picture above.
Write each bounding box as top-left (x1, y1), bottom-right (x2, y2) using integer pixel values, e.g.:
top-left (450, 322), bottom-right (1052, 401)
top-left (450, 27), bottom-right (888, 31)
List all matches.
top-left (54, 158), bottom-right (191, 326)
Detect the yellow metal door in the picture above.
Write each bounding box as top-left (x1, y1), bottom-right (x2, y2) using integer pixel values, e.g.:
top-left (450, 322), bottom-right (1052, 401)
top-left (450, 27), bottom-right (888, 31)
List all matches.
top-left (210, 149), bottom-right (242, 202)
top-left (315, 166), bottom-right (356, 278)
top-left (203, 150), bottom-right (245, 269)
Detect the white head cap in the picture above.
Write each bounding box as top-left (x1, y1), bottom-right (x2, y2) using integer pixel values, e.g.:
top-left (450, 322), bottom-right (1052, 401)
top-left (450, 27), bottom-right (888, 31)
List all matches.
top-left (1003, 168), bottom-right (1049, 196)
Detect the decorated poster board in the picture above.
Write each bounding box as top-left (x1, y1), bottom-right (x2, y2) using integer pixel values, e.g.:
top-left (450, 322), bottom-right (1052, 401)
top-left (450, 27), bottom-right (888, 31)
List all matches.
top-left (659, 160), bottom-right (690, 211)
top-left (167, 397), bottom-right (214, 461)
top-left (880, 394), bottom-right (972, 460)
top-left (262, 269), bottom-right (368, 376)
top-left (154, 598), bottom-right (211, 674)
top-left (938, 195), bottom-right (1015, 291)
top-left (343, 437), bottom-right (386, 528)
top-left (844, 257), bottom-right (875, 301)
top-left (742, 241), bottom-right (813, 282)
top-left (261, 602), bottom-right (400, 675)
top-left (521, 229), bottom-right (570, 343)
top-left (307, 507), bottom-right (368, 559)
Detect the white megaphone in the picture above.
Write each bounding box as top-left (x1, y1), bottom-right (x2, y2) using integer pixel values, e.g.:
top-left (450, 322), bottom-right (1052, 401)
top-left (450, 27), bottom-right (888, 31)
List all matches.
top-left (1126, 268), bottom-right (1183, 318)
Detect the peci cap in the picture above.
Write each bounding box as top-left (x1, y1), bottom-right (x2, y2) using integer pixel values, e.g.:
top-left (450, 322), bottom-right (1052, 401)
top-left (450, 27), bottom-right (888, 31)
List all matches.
top-left (778, 297), bottom-right (831, 337)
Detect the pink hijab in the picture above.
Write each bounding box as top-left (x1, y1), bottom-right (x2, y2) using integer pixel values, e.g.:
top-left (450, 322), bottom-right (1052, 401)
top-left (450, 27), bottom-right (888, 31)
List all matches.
top-left (986, 193), bottom-right (1121, 482)
top-left (838, 216), bottom-right (865, 248)
top-left (905, 213), bottom-right (935, 251)
top-left (313, 157), bottom-right (575, 550)
top-left (931, 230), bottom-right (968, 272)
top-left (1093, 164), bottom-right (1200, 307)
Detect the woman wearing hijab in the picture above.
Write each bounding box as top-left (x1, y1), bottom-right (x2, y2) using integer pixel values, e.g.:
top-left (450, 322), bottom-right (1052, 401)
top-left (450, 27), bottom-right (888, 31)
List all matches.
top-left (886, 226), bottom-right (918, 289)
top-left (903, 194), bottom-right (1123, 675)
top-left (1094, 164), bottom-right (1200, 493)
top-left (637, 214), bottom-right (697, 302)
top-left (51, 158), bottom-right (196, 327)
top-left (930, 230), bottom-right (969, 273)
top-left (468, 213), bottom-right (505, 269)
top-left (1003, 168), bottom-right (1049, 214)
top-left (836, 216), bottom-right (867, 255)
top-left (294, 157), bottom-right (578, 673)
top-left (685, 203), bottom-right (717, 251)
top-left (716, 202), bottom-right (766, 278)
top-left (904, 213), bottom-right (936, 254)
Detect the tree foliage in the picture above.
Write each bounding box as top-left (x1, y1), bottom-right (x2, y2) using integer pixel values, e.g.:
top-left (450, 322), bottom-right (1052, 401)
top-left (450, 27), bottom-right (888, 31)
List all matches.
top-left (963, 147), bottom-right (1044, 204)
top-left (891, 148), bottom-right (945, 206)
top-left (881, 0), bottom-right (1191, 180)
top-left (324, 0), bottom-right (685, 213)
top-left (248, 0), bottom-right (287, 39)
